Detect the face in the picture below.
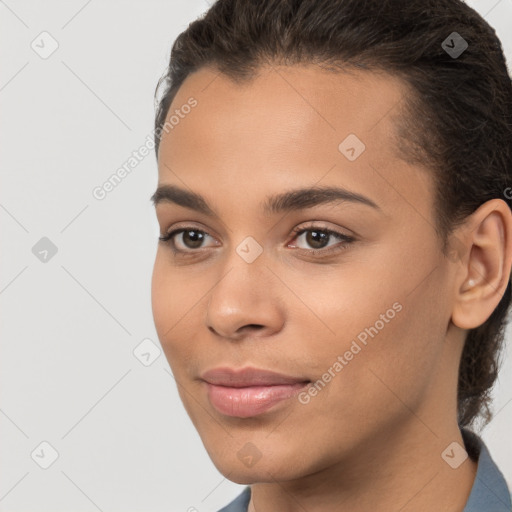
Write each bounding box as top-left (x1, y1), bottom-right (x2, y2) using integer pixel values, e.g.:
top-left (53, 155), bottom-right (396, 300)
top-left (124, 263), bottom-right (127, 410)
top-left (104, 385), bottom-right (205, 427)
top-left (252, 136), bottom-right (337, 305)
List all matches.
top-left (151, 64), bottom-right (460, 483)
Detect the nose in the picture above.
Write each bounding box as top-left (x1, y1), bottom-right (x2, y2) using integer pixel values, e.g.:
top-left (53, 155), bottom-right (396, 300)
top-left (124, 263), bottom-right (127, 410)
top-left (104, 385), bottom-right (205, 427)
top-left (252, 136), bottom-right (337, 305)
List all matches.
top-left (204, 258), bottom-right (286, 342)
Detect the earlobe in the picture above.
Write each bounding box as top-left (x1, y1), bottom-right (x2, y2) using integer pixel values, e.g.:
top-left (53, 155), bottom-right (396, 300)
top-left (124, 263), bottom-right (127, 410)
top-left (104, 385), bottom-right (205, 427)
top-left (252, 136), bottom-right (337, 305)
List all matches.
top-left (451, 199), bottom-right (512, 331)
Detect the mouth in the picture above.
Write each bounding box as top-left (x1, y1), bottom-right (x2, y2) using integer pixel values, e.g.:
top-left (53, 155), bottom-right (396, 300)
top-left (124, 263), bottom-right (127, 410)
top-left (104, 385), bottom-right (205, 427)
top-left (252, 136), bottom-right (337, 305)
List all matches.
top-left (200, 367), bottom-right (311, 418)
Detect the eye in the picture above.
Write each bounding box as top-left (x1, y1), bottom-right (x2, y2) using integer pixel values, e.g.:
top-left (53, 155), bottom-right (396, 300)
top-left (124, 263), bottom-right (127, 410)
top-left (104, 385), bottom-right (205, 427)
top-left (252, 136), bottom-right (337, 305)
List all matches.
top-left (287, 224), bottom-right (355, 255)
top-left (159, 227), bottom-right (216, 252)
top-left (158, 223), bottom-right (355, 257)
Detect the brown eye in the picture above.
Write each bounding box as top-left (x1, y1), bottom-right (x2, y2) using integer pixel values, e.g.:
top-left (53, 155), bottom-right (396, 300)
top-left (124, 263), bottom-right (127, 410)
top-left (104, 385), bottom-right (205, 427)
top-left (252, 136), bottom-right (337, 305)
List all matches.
top-left (179, 229), bottom-right (206, 249)
top-left (303, 229), bottom-right (330, 249)
top-left (289, 226), bottom-right (355, 255)
top-left (159, 228), bottom-right (212, 251)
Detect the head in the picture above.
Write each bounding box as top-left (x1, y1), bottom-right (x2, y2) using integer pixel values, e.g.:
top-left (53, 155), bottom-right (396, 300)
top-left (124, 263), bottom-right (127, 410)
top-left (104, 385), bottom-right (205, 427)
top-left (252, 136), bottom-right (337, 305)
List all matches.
top-left (151, 0), bottom-right (512, 482)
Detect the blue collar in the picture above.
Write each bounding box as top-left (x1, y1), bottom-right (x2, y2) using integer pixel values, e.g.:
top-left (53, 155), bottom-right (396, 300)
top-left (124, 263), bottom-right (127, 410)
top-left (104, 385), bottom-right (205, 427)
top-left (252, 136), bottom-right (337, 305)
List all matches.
top-left (461, 429), bottom-right (511, 511)
top-left (218, 430), bottom-right (511, 512)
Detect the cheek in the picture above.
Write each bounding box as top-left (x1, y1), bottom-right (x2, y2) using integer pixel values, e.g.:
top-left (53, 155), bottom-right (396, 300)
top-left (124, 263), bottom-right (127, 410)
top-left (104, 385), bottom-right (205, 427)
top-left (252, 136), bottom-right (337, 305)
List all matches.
top-left (151, 253), bottom-right (207, 375)
top-left (151, 254), bottom-right (186, 360)
top-left (330, 289), bottom-right (443, 422)
top-left (298, 252), bottom-right (445, 412)
top-left (151, 254), bottom-right (170, 337)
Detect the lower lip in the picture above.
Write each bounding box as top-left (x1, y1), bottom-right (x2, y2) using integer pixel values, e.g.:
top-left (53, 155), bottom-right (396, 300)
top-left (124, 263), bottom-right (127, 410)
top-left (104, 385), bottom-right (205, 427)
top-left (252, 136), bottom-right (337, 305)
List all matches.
top-left (205, 382), bottom-right (309, 418)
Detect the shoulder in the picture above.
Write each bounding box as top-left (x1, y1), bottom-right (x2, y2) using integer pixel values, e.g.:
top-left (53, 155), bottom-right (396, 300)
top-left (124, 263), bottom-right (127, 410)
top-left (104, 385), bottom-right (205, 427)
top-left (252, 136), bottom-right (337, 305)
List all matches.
top-left (217, 486), bottom-right (251, 512)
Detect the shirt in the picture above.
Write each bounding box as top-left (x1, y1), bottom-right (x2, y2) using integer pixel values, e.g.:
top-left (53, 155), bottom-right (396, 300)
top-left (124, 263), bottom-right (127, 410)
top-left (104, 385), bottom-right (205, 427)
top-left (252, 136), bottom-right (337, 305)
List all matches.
top-left (217, 429), bottom-right (512, 511)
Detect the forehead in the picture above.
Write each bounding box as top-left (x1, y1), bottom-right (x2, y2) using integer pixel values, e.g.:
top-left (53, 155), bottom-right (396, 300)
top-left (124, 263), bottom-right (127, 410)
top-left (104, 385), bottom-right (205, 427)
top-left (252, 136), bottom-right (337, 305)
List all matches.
top-left (156, 64), bottom-right (433, 221)
top-left (160, 63), bottom-right (407, 153)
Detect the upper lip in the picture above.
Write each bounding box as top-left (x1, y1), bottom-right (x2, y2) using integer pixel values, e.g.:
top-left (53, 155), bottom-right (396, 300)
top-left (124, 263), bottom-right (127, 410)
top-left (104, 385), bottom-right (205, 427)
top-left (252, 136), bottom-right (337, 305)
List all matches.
top-left (200, 367), bottom-right (310, 388)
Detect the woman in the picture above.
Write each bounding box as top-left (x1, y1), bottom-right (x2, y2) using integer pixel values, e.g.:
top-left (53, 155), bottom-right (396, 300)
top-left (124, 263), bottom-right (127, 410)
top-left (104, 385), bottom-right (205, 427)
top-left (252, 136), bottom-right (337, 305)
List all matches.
top-left (150, 0), bottom-right (512, 510)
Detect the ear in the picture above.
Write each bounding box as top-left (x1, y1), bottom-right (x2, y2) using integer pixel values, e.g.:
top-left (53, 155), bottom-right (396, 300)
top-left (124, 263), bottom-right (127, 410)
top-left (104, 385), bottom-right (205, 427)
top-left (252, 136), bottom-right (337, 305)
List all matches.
top-left (451, 199), bottom-right (512, 330)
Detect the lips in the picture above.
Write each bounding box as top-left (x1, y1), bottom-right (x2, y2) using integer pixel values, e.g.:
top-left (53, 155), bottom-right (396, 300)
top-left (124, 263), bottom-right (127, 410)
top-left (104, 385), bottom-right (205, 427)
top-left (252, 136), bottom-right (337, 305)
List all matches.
top-left (200, 367), bottom-right (310, 418)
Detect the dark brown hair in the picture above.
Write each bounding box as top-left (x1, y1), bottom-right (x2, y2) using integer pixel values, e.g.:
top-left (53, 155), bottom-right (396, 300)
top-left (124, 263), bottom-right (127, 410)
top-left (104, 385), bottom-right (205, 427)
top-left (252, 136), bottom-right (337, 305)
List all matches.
top-left (154, 0), bottom-right (512, 428)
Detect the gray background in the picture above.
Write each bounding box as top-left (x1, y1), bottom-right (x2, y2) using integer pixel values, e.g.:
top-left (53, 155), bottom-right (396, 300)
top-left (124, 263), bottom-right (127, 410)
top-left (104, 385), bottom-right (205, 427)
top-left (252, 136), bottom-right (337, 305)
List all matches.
top-left (0, 1), bottom-right (511, 510)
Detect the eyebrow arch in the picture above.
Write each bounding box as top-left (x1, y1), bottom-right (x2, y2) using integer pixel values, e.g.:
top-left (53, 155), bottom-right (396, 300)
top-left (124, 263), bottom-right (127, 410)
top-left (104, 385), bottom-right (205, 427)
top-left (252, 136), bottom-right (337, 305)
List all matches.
top-left (150, 184), bottom-right (381, 217)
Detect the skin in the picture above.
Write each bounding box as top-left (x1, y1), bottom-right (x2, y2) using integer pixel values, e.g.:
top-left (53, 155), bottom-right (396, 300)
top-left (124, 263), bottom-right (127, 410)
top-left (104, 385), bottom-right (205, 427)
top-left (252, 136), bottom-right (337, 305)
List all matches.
top-left (151, 64), bottom-right (512, 512)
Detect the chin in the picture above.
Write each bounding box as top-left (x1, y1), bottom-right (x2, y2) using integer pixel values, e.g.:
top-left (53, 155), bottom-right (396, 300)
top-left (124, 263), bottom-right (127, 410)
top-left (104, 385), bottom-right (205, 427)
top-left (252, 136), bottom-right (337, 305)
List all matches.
top-left (216, 468), bottom-right (264, 485)
top-left (203, 439), bottom-right (308, 484)
top-left (210, 460), bottom-right (293, 485)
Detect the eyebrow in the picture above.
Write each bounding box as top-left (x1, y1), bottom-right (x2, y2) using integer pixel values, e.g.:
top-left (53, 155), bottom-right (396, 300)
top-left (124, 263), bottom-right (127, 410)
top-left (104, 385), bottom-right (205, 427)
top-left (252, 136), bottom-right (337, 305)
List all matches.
top-left (150, 184), bottom-right (381, 217)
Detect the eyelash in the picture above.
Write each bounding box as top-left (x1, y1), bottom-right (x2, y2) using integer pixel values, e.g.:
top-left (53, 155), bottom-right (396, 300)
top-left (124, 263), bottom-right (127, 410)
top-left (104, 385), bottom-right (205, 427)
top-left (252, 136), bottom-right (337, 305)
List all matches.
top-left (158, 224), bottom-right (355, 258)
